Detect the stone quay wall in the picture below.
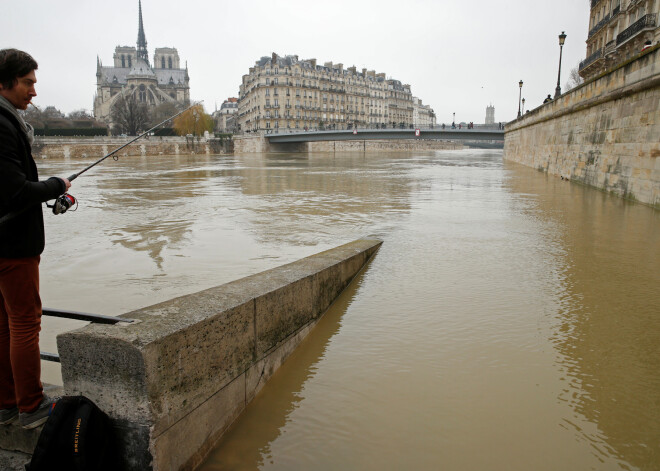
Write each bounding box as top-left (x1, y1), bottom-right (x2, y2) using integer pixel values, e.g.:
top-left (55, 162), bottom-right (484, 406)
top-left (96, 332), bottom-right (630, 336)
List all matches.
top-left (31, 136), bottom-right (229, 160)
top-left (504, 44), bottom-right (660, 208)
top-left (54, 239), bottom-right (381, 471)
top-left (233, 134), bottom-right (462, 153)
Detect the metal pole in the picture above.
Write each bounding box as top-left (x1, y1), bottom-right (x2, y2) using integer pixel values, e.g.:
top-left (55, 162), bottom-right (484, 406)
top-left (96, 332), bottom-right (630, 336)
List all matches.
top-left (555, 32), bottom-right (567, 98)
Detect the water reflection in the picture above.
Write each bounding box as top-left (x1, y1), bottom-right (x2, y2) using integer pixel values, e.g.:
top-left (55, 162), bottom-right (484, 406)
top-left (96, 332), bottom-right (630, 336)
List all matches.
top-left (234, 153), bottom-right (414, 246)
top-left (504, 162), bottom-right (660, 469)
top-left (201, 262), bottom-right (367, 470)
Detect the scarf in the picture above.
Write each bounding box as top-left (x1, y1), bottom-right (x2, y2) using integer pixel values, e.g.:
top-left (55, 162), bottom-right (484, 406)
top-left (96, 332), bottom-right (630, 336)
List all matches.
top-left (0, 95), bottom-right (34, 145)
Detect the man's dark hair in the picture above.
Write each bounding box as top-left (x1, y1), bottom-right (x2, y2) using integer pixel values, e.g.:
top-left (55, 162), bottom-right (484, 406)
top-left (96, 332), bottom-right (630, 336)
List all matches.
top-left (0, 49), bottom-right (38, 90)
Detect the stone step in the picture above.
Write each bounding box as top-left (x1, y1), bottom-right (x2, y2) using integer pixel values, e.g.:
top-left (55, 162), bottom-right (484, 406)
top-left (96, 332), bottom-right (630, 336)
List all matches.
top-left (0, 384), bottom-right (64, 455)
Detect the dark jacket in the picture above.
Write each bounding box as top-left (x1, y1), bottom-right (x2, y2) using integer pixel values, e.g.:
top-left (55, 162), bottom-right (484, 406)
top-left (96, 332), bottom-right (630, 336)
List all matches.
top-left (0, 107), bottom-right (65, 258)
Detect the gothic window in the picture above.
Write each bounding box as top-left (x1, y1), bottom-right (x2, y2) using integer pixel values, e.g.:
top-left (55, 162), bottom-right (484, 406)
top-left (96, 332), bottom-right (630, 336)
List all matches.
top-left (168, 57), bottom-right (172, 69)
top-left (121, 55), bottom-right (126, 68)
top-left (128, 56), bottom-right (132, 68)
top-left (139, 84), bottom-right (147, 102)
top-left (161, 57), bottom-right (165, 69)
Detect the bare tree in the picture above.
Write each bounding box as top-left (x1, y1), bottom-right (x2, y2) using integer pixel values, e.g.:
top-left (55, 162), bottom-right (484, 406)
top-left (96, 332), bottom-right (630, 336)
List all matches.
top-left (110, 92), bottom-right (150, 135)
top-left (149, 101), bottom-right (183, 128)
top-left (67, 109), bottom-right (93, 119)
top-left (564, 65), bottom-right (584, 92)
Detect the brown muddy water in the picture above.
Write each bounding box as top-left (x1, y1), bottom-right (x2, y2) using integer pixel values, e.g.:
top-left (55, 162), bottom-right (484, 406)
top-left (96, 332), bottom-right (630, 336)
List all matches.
top-left (35, 150), bottom-right (659, 470)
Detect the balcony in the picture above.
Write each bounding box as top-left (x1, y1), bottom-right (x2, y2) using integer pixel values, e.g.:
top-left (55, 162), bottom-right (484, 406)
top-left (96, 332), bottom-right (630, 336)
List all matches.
top-left (579, 48), bottom-right (603, 72)
top-left (589, 14), bottom-right (610, 38)
top-left (617, 14), bottom-right (656, 46)
top-left (604, 39), bottom-right (617, 56)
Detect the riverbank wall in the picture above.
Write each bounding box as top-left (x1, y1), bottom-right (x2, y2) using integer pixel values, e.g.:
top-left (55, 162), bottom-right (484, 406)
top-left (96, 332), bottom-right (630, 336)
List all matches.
top-left (504, 44), bottom-right (660, 208)
top-left (32, 239), bottom-right (379, 470)
top-left (233, 135), bottom-right (463, 153)
top-left (31, 136), bottom-right (231, 159)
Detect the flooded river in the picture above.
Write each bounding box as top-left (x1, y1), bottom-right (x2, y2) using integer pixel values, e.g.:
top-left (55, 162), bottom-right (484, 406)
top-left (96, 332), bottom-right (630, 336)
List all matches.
top-left (36, 150), bottom-right (659, 470)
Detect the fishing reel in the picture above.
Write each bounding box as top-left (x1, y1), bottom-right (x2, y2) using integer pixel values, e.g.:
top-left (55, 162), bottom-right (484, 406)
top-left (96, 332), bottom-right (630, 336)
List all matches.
top-left (48, 193), bottom-right (78, 215)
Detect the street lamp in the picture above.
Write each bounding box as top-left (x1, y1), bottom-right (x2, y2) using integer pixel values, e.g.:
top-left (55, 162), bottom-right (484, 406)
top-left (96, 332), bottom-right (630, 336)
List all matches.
top-left (555, 31), bottom-right (567, 99)
top-left (452, 112), bottom-right (455, 127)
top-left (517, 80), bottom-right (523, 118)
top-left (522, 98), bottom-right (526, 114)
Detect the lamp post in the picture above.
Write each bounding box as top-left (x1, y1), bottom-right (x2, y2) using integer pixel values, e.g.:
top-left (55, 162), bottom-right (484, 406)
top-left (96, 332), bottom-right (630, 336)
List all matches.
top-left (452, 112), bottom-right (455, 128)
top-left (517, 80), bottom-right (523, 118)
top-left (555, 31), bottom-right (567, 99)
top-left (522, 98), bottom-right (526, 114)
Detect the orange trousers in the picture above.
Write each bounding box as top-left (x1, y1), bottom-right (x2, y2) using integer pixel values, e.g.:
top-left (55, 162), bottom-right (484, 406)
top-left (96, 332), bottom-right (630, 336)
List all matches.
top-left (0, 256), bottom-right (43, 413)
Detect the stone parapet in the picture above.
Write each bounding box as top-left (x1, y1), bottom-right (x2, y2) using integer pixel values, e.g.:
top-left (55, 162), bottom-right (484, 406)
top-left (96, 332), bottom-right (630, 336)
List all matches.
top-left (504, 45), bottom-right (659, 208)
top-left (31, 136), bottom-right (229, 159)
top-left (56, 239), bottom-right (382, 470)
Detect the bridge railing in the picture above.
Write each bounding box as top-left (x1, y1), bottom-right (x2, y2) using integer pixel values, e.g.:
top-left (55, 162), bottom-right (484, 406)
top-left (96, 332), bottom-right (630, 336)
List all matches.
top-left (240, 123), bottom-right (505, 136)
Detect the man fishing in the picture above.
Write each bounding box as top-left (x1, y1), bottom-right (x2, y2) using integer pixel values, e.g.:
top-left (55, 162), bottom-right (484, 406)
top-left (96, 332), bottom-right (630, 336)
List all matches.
top-left (0, 49), bottom-right (70, 429)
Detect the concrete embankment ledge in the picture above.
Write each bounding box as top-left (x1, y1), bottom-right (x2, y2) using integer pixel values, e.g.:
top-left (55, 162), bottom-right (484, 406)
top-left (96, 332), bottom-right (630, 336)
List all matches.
top-left (41, 238), bottom-right (381, 470)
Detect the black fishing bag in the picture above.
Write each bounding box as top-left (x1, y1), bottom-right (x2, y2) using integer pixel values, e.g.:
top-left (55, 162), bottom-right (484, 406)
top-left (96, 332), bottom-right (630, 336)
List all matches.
top-left (26, 396), bottom-right (116, 471)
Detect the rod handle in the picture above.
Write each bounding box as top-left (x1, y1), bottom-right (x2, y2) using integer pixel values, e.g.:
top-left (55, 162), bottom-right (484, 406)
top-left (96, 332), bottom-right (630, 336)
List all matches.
top-left (67, 173), bottom-right (78, 182)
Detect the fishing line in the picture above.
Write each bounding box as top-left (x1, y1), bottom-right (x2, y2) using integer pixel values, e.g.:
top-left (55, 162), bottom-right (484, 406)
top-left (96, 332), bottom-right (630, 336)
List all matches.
top-left (1, 102), bottom-right (202, 224)
top-left (54, 101), bottom-right (202, 215)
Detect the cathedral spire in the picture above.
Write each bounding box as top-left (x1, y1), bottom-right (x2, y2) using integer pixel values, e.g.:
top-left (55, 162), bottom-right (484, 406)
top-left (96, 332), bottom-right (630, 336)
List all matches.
top-left (137, 0), bottom-right (149, 65)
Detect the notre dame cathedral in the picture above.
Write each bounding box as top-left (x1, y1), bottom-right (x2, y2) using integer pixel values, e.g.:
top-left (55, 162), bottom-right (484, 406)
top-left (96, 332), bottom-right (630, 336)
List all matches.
top-left (93, 0), bottom-right (190, 124)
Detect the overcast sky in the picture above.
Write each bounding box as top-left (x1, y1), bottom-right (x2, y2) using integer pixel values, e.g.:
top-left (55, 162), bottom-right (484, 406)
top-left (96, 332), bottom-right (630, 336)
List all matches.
top-left (3, 0), bottom-right (590, 124)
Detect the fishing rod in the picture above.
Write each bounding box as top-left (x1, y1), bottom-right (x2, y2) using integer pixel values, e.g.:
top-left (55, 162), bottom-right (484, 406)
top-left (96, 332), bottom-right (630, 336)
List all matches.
top-left (49, 101), bottom-right (203, 215)
top-left (68, 101), bottom-right (202, 182)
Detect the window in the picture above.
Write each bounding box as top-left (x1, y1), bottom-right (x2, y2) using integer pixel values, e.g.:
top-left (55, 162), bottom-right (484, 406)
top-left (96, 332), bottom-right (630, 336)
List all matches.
top-left (121, 55), bottom-right (126, 68)
top-left (161, 57), bottom-right (165, 69)
top-left (128, 56), bottom-right (132, 68)
top-left (168, 57), bottom-right (173, 69)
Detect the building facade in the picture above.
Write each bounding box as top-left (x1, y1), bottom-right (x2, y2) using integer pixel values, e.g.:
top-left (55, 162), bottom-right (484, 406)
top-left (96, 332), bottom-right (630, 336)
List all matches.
top-left (213, 98), bottom-right (239, 133)
top-left (412, 97), bottom-right (436, 128)
top-left (238, 53), bottom-right (419, 132)
top-left (93, 1), bottom-right (190, 124)
top-left (579, 0), bottom-right (659, 80)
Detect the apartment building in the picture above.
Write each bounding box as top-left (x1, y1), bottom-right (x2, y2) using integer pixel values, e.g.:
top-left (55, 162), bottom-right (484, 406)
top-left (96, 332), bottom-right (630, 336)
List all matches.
top-left (412, 97), bottom-right (437, 128)
top-left (579, 0), bottom-right (659, 80)
top-left (238, 53), bottom-right (417, 132)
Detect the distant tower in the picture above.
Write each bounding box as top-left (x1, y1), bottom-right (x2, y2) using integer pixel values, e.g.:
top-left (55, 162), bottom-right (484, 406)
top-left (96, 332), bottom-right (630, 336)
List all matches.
top-left (136, 0), bottom-right (149, 65)
top-left (485, 104), bottom-right (495, 125)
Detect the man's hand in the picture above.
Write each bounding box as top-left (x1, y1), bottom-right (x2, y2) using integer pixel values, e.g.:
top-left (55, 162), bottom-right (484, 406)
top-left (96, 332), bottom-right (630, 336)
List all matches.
top-left (61, 178), bottom-right (71, 191)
